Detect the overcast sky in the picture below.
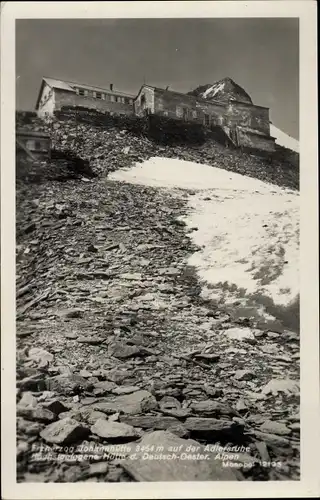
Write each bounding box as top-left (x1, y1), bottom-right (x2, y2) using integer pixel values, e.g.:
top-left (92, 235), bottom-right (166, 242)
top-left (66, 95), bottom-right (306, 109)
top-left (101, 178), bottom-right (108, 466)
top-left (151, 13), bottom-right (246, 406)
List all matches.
top-left (16, 18), bottom-right (299, 139)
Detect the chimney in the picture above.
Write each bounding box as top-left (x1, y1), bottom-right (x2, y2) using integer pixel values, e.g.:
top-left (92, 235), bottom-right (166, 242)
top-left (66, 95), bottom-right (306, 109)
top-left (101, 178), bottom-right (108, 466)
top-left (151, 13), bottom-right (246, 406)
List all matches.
top-left (110, 83), bottom-right (114, 91)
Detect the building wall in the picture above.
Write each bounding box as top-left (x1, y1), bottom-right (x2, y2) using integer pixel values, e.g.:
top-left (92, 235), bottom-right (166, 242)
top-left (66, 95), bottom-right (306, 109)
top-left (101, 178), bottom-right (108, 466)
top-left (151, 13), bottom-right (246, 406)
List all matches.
top-left (226, 102), bottom-right (270, 135)
top-left (134, 86), bottom-right (155, 116)
top-left (195, 100), bottom-right (227, 126)
top-left (140, 88), bottom-right (225, 126)
top-left (236, 127), bottom-right (276, 152)
top-left (143, 88), bottom-right (271, 140)
top-left (44, 88), bottom-right (134, 116)
top-left (155, 88), bottom-right (274, 151)
top-left (152, 89), bottom-right (223, 125)
top-left (153, 89), bottom-right (198, 120)
top-left (37, 83), bottom-right (55, 118)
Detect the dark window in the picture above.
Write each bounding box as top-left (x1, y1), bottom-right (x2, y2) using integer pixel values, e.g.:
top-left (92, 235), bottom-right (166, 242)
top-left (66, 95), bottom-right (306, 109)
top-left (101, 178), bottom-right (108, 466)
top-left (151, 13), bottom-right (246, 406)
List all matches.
top-left (141, 94), bottom-right (146, 106)
top-left (34, 141), bottom-right (42, 150)
top-left (96, 92), bottom-right (102, 99)
top-left (204, 114), bottom-right (210, 126)
top-left (78, 89), bottom-right (85, 96)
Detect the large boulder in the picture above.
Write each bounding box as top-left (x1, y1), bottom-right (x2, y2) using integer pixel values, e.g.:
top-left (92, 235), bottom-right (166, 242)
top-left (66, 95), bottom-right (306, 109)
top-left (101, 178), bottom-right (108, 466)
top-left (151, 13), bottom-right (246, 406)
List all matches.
top-left (121, 430), bottom-right (243, 481)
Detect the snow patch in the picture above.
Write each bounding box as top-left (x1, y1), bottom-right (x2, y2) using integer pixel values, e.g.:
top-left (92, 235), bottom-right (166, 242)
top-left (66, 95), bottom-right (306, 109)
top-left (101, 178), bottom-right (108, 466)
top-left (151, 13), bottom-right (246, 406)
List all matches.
top-left (110, 156), bottom-right (285, 194)
top-left (270, 124), bottom-right (299, 153)
top-left (202, 82), bottom-right (225, 99)
top-left (110, 157), bottom-right (299, 329)
top-left (201, 85), bottom-right (215, 99)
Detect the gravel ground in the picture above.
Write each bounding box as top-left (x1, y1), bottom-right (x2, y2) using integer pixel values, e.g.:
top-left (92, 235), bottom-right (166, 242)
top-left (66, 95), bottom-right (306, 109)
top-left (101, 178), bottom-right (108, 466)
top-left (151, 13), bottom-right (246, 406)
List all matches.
top-left (16, 170), bottom-right (300, 482)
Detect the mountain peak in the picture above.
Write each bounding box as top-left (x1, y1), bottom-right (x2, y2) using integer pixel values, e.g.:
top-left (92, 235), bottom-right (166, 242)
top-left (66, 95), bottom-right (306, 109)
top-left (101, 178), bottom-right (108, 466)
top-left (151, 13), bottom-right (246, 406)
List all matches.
top-left (188, 77), bottom-right (253, 104)
top-left (222, 76), bottom-right (234, 83)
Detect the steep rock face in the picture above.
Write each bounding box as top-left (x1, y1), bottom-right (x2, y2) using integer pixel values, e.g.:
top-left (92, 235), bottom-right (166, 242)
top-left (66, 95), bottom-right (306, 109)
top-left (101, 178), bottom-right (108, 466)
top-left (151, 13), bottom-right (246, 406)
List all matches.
top-left (188, 77), bottom-right (253, 104)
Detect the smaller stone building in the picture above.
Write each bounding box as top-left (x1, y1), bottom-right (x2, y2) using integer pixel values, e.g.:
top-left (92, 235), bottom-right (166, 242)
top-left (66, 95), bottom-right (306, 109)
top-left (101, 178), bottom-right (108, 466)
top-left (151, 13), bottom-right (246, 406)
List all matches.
top-left (35, 77), bottom-right (135, 118)
top-left (16, 129), bottom-right (51, 160)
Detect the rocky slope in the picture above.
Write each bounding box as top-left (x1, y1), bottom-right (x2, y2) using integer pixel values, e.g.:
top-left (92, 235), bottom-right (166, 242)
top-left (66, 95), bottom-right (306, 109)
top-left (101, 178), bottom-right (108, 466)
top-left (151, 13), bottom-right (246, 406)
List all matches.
top-left (16, 111), bottom-right (299, 190)
top-left (16, 114), bottom-right (300, 483)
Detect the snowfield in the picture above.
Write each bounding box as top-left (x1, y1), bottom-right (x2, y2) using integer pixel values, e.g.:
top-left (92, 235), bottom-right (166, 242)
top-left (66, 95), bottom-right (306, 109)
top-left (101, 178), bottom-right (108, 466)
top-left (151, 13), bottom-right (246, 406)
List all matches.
top-left (110, 157), bottom-right (299, 331)
top-left (270, 124), bottom-right (299, 153)
top-left (202, 82), bottom-right (225, 99)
